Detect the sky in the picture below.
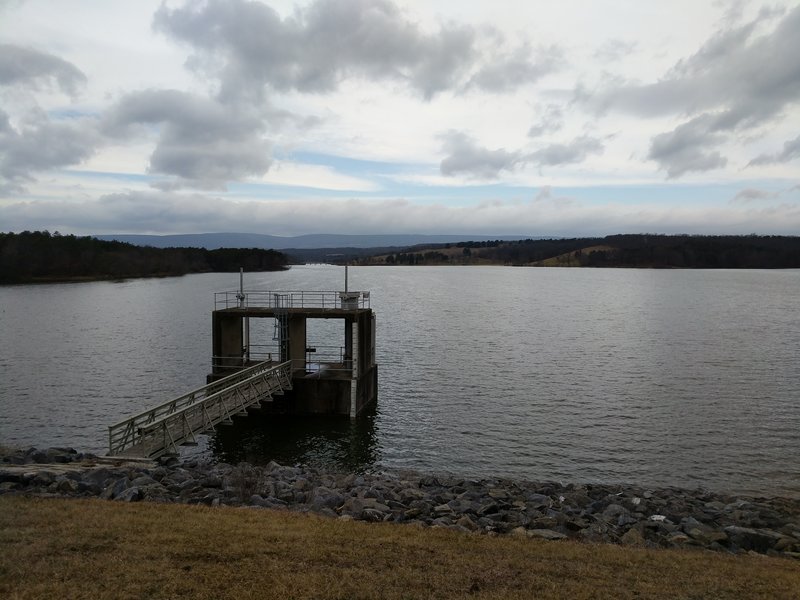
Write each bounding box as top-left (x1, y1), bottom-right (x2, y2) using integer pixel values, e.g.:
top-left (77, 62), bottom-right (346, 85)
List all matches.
top-left (0, 0), bottom-right (798, 237)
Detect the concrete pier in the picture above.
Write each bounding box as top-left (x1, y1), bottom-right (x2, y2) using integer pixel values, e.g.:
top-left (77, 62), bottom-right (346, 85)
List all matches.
top-left (209, 290), bottom-right (378, 418)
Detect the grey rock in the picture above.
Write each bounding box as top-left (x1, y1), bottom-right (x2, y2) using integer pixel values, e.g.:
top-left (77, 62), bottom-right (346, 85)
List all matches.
top-left (56, 478), bottom-right (79, 493)
top-left (603, 503), bottom-right (627, 518)
top-left (621, 528), bottom-right (646, 546)
top-left (115, 487), bottom-right (142, 502)
top-left (101, 477), bottom-right (129, 500)
top-left (724, 526), bottom-right (783, 552)
top-left (292, 477), bottom-right (312, 492)
top-left (361, 508), bottom-right (386, 522)
top-left (84, 468), bottom-right (115, 486)
top-left (310, 487), bottom-right (344, 511)
top-left (0, 481), bottom-right (20, 492)
top-left (456, 515), bottom-right (479, 531)
top-left (433, 503), bottom-right (454, 515)
top-left (527, 493), bottom-right (550, 508)
top-left (129, 475), bottom-right (158, 488)
top-left (31, 472), bottom-right (56, 487)
top-left (774, 536), bottom-right (798, 552)
top-left (528, 529), bottom-right (568, 541)
top-left (340, 497), bottom-right (390, 517)
top-left (200, 476), bottom-right (223, 488)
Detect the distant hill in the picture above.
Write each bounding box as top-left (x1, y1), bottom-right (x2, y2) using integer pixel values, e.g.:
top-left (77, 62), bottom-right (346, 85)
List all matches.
top-left (94, 232), bottom-right (530, 250)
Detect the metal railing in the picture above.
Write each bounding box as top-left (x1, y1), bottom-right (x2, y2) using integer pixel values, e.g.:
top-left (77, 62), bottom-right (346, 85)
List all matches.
top-left (108, 360), bottom-right (292, 457)
top-left (215, 290), bottom-right (371, 310)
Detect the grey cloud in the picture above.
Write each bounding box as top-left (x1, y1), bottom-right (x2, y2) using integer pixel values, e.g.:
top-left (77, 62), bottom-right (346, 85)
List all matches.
top-left (439, 130), bottom-right (603, 178)
top-left (4, 189), bottom-right (799, 238)
top-left (155, 0), bottom-right (474, 99)
top-left (439, 131), bottom-right (523, 178)
top-left (0, 190), bottom-right (225, 233)
top-left (594, 39), bottom-right (637, 62)
top-left (731, 188), bottom-right (780, 203)
top-left (529, 135), bottom-right (604, 166)
top-left (532, 185), bottom-right (577, 207)
top-left (648, 114), bottom-right (727, 178)
top-left (528, 103), bottom-right (564, 137)
top-left (103, 89), bottom-right (272, 188)
top-left (469, 44), bottom-right (562, 93)
top-left (589, 7), bottom-right (800, 120)
top-left (581, 6), bottom-right (800, 177)
top-left (748, 133), bottom-right (800, 166)
top-left (155, 0), bottom-right (560, 100)
top-left (0, 45), bottom-right (95, 191)
top-left (0, 44), bottom-right (86, 95)
top-left (0, 108), bottom-right (99, 192)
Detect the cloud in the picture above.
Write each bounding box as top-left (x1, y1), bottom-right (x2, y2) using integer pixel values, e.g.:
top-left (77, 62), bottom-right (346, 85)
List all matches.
top-left (588, 8), bottom-right (800, 121)
top-left (731, 183), bottom-right (800, 203)
top-left (647, 115), bottom-right (728, 178)
top-left (0, 44), bottom-right (87, 95)
top-left (731, 188), bottom-right (780, 203)
top-left (531, 185), bottom-right (578, 208)
top-left (2, 189), bottom-right (799, 237)
top-left (439, 129), bottom-right (605, 179)
top-left (439, 131), bottom-right (523, 179)
top-left (0, 45), bottom-right (96, 192)
top-left (748, 133), bottom-right (800, 166)
top-left (528, 103), bottom-right (564, 138)
top-left (0, 108), bottom-right (99, 193)
top-left (647, 113), bottom-right (728, 177)
top-left (529, 135), bottom-right (604, 167)
top-left (155, 0), bottom-right (472, 99)
top-left (468, 44), bottom-right (562, 93)
top-left (593, 39), bottom-right (637, 63)
top-left (580, 6), bottom-right (800, 177)
top-left (154, 0), bottom-right (561, 100)
top-left (102, 89), bottom-right (272, 189)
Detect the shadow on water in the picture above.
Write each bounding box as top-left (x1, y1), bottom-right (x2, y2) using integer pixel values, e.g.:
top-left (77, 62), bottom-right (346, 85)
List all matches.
top-left (208, 404), bottom-right (382, 473)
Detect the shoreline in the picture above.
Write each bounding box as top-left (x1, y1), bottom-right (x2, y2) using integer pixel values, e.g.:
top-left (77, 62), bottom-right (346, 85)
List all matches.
top-left (2, 446), bottom-right (798, 559)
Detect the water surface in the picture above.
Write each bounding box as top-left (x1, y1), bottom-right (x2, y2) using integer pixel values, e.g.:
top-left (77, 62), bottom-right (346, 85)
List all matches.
top-left (1, 266), bottom-right (797, 497)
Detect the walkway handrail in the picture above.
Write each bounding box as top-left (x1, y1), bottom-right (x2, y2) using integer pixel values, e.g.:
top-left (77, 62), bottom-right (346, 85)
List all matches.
top-left (214, 290), bottom-right (370, 310)
top-left (108, 360), bottom-right (291, 456)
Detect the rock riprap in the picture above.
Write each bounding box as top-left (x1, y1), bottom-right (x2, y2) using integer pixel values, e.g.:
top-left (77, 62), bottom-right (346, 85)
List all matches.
top-left (2, 446), bottom-right (799, 559)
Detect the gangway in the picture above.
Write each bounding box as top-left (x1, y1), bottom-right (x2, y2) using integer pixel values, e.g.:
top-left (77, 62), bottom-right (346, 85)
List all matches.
top-left (107, 360), bottom-right (292, 458)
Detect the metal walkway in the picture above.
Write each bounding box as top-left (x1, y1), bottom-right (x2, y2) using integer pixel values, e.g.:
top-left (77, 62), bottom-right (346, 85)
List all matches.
top-left (108, 361), bottom-right (292, 458)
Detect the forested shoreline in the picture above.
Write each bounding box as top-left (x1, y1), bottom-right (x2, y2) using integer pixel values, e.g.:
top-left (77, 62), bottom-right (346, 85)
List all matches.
top-left (0, 231), bottom-right (288, 283)
top-left (372, 234), bottom-right (800, 268)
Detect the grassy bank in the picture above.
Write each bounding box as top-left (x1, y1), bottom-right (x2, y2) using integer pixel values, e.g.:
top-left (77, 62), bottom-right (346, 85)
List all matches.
top-left (1, 497), bottom-right (798, 599)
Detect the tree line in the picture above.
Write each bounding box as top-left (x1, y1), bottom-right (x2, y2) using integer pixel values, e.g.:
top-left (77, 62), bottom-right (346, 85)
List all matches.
top-left (0, 231), bottom-right (288, 283)
top-left (371, 235), bottom-right (800, 268)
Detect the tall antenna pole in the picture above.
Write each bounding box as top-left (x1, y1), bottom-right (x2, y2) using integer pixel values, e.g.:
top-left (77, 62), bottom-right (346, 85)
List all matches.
top-left (237, 267), bottom-right (249, 362)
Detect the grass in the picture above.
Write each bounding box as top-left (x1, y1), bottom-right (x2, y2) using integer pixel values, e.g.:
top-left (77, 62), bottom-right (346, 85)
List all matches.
top-left (1, 496), bottom-right (798, 599)
top-left (532, 245), bottom-right (616, 267)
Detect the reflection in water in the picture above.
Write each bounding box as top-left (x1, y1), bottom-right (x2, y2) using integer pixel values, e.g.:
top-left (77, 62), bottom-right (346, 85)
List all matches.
top-left (209, 404), bottom-right (381, 472)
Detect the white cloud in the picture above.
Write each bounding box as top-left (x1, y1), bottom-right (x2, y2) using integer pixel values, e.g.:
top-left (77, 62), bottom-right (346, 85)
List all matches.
top-left (748, 133), bottom-right (800, 166)
top-left (260, 161), bottom-right (380, 191)
top-left (1, 0), bottom-right (799, 236)
top-left (1, 189), bottom-right (797, 237)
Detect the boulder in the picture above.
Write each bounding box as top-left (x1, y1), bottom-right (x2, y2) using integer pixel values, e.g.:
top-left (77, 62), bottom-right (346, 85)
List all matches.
top-left (621, 527), bottom-right (646, 546)
top-left (56, 478), bottom-right (79, 493)
top-left (101, 477), bottom-right (129, 500)
top-left (528, 529), bottom-right (568, 541)
top-left (456, 515), bottom-right (479, 531)
top-left (115, 487), bottom-right (142, 502)
top-left (724, 526), bottom-right (784, 553)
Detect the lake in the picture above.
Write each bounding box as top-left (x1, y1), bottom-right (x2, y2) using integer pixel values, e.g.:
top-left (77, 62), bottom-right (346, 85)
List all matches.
top-left (1, 265), bottom-right (798, 497)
